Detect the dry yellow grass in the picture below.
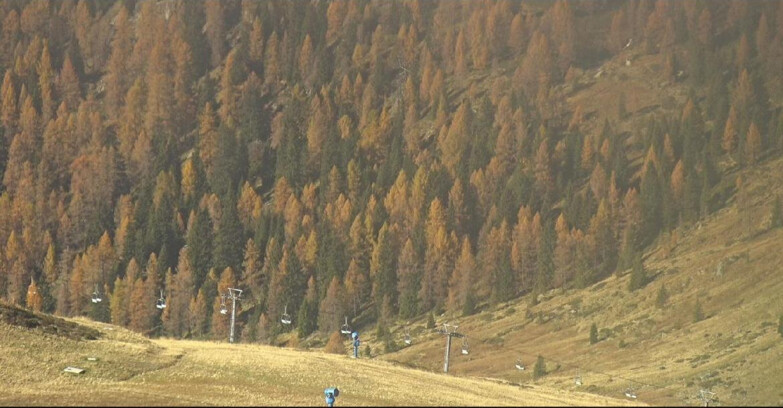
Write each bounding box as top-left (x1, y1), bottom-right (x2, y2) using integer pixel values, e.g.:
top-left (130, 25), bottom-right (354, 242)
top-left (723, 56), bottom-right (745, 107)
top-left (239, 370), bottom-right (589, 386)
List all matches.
top-left (0, 318), bottom-right (641, 406)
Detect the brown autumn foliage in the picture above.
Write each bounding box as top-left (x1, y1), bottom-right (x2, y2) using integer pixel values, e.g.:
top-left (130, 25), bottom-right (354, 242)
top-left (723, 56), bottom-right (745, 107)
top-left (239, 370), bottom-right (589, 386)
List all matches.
top-left (0, 0), bottom-right (778, 345)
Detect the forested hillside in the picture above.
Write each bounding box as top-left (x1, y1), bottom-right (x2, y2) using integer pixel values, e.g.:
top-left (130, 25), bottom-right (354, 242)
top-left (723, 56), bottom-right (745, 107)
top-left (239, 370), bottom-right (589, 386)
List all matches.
top-left (0, 0), bottom-right (781, 344)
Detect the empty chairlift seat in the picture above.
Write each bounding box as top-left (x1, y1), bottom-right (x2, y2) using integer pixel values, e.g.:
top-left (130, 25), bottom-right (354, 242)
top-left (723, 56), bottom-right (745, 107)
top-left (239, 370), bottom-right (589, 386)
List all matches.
top-left (281, 305), bottom-right (292, 325)
top-left (91, 285), bottom-right (102, 303)
top-left (340, 317), bottom-right (352, 335)
top-left (156, 290), bottom-right (166, 310)
top-left (515, 359), bottom-right (525, 370)
top-left (220, 295), bottom-right (228, 315)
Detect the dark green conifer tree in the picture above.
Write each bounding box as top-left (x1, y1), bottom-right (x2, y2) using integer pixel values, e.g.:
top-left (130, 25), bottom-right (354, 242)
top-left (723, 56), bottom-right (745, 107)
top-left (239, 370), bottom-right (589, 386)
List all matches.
top-left (533, 355), bottom-right (546, 379)
top-left (655, 284), bottom-right (668, 309)
top-left (297, 296), bottom-right (318, 338)
top-left (628, 252), bottom-right (647, 292)
top-left (187, 208), bottom-right (213, 291)
top-left (213, 192), bottom-right (244, 273)
top-left (640, 161), bottom-right (662, 247)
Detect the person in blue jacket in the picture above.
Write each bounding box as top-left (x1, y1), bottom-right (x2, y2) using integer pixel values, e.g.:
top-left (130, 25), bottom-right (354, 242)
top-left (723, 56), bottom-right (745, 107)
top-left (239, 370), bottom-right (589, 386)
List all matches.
top-left (325, 392), bottom-right (335, 407)
top-left (324, 387), bottom-right (339, 407)
top-left (351, 331), bottom-right (360, 358)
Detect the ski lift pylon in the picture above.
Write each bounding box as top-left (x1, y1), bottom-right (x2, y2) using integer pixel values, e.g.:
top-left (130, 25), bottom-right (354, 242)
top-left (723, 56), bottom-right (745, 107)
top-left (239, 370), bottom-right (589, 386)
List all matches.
top-left (340, 316), bottom-right (352, 334)
top-left (281, 304), bottom-right (292, 325)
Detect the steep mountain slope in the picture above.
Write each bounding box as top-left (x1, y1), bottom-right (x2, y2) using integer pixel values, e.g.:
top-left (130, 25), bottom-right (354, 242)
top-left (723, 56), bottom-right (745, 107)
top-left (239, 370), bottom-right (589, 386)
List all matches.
top-left (378, 153), bottom-right (783, 406)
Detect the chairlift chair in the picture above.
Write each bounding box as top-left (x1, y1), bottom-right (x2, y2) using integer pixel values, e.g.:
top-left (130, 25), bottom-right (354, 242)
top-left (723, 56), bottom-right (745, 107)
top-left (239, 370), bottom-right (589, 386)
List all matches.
top-left (461, 337), bottom-right (469, 355)
top-left (91, 284), bottom-right (102, 303)
top-left (575, 370), bottom-right (582, 386)
top-left (340, 316), bottom-right (352, 334)
top-left (624, 387), bottom-right (637, 399)
top-left (515, 359), bottom-right (525, 370)
top-left (220, 295), bottom-right (228, 315)
top-left (403, 331), bottom-right (412, 345)
top-left (156, 290), bottom-right (166, 310)
top-left (281, 305), bottom-right (292, 325)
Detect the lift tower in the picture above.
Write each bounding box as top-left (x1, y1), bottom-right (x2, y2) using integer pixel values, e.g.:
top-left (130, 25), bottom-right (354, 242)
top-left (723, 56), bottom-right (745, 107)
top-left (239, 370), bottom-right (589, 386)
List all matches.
top-left (436, 323), bottom-right (467, 373)
top-left (226, 288), bottom-right (242, 343)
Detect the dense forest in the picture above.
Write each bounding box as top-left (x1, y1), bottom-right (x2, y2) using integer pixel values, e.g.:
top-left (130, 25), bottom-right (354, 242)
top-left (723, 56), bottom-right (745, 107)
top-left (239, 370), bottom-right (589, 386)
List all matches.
top-left (0, 0), bottom-right (781, 343)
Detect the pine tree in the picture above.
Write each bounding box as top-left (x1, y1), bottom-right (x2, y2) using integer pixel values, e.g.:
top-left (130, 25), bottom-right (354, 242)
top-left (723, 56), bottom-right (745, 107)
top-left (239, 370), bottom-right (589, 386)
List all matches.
top-left (533, 355), bottom-right (546, 379)
top-left (211, 266), bottom-right (236, 340)
top-left (43, 243), bottom-right (57, 285)
top-left (745, 122), bottom-right (762, 165)
top-left (640, 154), bottom-right (662, 246)
top-left (128, 274), bottom-right (149, 333)
top-left (655, 284), bottom-right (668, 309)
top-left (318, 276), bottom-right (345, 334)
top-left (68, 254), bottom-right (86, 315)
top-left (396, 238), bottom-right (419, 319)
top-left (589, 200), bottom-right (617, 278)
top-left (164, 247), bottom-right (194, 338)
top-left (485, 221), bottom-right (514, 304)
top-left (187, 207), bottom-right (213, 292)
top-left (590, 323), bottom-right (599, 344)
top-left (189, 288), bottom-right (209, 337)
top-left (38, 41), bottom-right (56, 123)
top-left (59, 54), bottom-right (81, 110)
top-left (241, 238), bottom-right (263, 300)
top-left (104, 6), bottom-right (131, 119)
top-left (110, 276), bottom-right (128, 326)
top-left (213, 194), bottom-right (243, 273)
top-left (298, 276), bottom-right (318, 338)
top-left (324, 331), bottom-right (345, 354)
top-left (448, 237), bottom-right (475, 313)
top-left (25, 279), bottom-right (43, 312)
top-left (264, 31), bottom-right (280, 87)
top-left (628, 252), bottom-right (647, 291)
top-left (217, 48), bottom-right (245, 129)
top-left (670, 160), bottom-right (685, 217)
top-left (171, 29), bottom-right (196, 136)
top-left (204, 0), bottom-right (226, 68)
top-left (371, 223), bottom-right (397, 312)
top-left (440, 101), bottom-right (471, 178)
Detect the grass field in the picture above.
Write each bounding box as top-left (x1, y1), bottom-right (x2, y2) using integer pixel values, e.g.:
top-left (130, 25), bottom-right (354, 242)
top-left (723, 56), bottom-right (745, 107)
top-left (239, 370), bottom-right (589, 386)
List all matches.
top-left (0, 315), bottom-right (643, 406)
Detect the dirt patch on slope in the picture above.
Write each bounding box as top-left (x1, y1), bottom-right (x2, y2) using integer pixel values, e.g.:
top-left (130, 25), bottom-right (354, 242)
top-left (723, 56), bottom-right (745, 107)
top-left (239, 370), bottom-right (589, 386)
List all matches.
top-left (0, 302), bottom-right (100, 341)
